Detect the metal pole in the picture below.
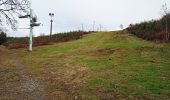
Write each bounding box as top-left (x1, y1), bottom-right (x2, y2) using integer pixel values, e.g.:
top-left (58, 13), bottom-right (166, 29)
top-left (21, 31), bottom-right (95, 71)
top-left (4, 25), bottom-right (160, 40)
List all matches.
top-left (50, 18), bottom-right (53, 37)
top-left (29, 9), bottom-right (33, 51)
top-left (82, 24), bottom-right (84, 31)
top-left (99, 24), bottom-right (102, 32)
top-left (93, 21), bottom-right (95, 32)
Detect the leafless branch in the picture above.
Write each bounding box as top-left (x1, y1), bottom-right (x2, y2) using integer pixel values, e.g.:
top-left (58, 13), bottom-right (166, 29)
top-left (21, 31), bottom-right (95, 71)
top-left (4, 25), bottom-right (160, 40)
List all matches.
top-left (0, 0), bottom-right (30, 29)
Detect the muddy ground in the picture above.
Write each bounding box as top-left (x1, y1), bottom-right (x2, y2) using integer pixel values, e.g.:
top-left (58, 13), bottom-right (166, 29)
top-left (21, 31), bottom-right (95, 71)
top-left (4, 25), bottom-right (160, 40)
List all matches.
top-left (0, 46), bottom-right (87, 100)
top-left (0, 46), bottom-right (50, 100)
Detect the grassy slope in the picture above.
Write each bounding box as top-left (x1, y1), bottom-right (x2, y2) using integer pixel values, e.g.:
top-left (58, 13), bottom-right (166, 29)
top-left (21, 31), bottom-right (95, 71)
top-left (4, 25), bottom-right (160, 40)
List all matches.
top-left (15, 32), bottom-right (170, 99)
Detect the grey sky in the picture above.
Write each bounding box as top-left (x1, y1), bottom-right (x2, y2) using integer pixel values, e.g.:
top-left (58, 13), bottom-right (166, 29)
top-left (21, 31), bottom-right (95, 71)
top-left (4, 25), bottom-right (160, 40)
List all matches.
top-left (7, 0), bottom-right (170, 37)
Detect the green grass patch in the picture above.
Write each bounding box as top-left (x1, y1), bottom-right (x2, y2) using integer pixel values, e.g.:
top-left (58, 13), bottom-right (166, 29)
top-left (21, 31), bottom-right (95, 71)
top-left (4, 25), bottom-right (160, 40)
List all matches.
top-left (12, 32), bottom-right (170, 99)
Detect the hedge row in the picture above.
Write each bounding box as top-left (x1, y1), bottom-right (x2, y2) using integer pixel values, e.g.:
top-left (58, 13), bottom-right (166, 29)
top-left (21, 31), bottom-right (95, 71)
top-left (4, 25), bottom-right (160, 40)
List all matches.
top-left (127, 14), bottom-right (170, 41)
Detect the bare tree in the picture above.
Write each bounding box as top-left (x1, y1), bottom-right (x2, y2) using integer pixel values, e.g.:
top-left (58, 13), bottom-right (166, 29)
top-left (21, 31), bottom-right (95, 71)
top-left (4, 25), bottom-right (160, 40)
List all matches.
top-left (120, 24), bottom-right (123, 30)
top-left (161, 3), bottom-right (170, 41)
top-left (0, 0), bottom-right (30, 29)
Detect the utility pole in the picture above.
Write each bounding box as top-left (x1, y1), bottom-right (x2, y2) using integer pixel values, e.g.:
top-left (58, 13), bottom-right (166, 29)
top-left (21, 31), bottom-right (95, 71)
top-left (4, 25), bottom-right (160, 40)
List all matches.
top-left (93, 21), bottom-right (95, 32)
top-left (81, 24), bottom-right (84, 31)
top-left (19, 8), bottom-right (40, 52)
top-left (99, 24), bottom-right (102, 32)
top-left (29, 9), bottom-right (33, 51)
top-left (49, 13), bottom-right (54, 38)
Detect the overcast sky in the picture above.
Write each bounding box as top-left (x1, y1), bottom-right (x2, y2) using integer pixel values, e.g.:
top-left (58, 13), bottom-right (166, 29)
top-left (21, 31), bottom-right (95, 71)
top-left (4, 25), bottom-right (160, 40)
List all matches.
top-left (7, 0), bottom-right (170, 37)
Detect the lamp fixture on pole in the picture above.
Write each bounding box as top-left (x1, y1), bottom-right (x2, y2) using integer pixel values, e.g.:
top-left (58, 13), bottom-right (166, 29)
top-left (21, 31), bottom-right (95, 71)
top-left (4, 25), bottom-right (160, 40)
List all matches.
top-left (49, 13), bottom-right (54, 38)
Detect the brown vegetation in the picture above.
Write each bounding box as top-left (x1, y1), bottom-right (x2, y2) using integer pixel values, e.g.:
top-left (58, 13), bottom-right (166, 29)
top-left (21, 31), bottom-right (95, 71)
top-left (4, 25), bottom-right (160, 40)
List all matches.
top-left (6, 31), bottom-right (91, 49)
top-left (127, 14), bottom-right (170, 42)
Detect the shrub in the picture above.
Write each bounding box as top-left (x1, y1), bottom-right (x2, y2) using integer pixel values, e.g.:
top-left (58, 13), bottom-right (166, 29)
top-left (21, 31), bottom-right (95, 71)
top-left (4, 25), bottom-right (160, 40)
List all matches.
top-left (0, 32), bottom-right (7, 45)
top-left (127, 14), bottom-right (170, 41)
top-left (7, 31), bottom-right (91, 49)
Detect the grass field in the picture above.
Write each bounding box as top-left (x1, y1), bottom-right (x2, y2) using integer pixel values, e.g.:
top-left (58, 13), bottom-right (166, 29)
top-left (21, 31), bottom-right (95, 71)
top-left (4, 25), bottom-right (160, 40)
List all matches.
top-left (1, 32), bottom-right (170, 99)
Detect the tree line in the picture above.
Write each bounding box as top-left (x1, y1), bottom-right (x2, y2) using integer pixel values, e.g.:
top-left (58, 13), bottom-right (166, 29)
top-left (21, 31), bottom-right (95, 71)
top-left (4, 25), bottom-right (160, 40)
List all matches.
top-left (5, 31), bottom-right (91, 49)
top-left (127, 14), bottom-right (170, 42)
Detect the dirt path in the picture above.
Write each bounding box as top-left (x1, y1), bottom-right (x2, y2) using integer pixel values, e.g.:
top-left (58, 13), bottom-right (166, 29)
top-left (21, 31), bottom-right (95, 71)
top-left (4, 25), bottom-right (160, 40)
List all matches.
top-left (0, 47), bottom-right (50, 100)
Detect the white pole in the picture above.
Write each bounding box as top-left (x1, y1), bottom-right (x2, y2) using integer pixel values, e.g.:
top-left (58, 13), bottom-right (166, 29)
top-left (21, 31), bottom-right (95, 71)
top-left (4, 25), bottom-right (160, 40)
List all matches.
top-left (29, 8), bottom-right (33, 51)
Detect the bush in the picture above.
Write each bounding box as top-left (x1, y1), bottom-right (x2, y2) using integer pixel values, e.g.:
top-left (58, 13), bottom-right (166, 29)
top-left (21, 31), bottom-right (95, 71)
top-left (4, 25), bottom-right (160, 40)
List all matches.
top-left (7, 31), bottom-right (91, 49)
top-left (0, 32), bottom-right (7, 45)
top-left (127, 14), bottom-right (170, 41)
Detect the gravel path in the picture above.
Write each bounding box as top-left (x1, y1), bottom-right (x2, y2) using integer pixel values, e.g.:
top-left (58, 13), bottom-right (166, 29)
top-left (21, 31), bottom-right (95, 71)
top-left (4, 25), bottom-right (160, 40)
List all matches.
top-left (0, 52), bottom-right (50, 100)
